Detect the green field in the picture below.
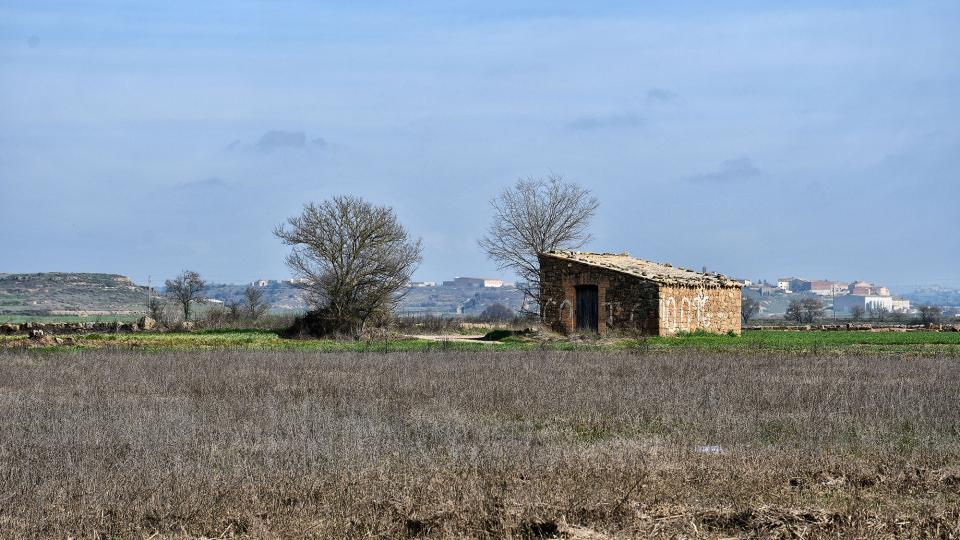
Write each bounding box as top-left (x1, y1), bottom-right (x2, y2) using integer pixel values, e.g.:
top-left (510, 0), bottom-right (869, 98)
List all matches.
top-left (0, 313), bottom-right (141, 324)
top-left (3, 329), bottom-right (960, 355)
top-left (628, 329), bottom-right (960, 354)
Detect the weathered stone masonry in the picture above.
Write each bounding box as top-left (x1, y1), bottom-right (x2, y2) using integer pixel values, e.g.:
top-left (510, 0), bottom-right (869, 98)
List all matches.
top-left (539, 251), bottom-right (742, 336)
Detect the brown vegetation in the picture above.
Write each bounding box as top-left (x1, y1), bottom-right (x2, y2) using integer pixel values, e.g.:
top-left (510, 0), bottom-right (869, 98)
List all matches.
top-left (165, 270), bottom-right (207, 322)
top-left (785, 297), bottom-right (825, 324)
top-left (274, 195), bottom-right (423, 338)
top-left (390, 313), bottom-right (533, 335)
top-left (478, 174), bottom-right (599, 315)
top-left (1, 350), bottom-right (959, 538)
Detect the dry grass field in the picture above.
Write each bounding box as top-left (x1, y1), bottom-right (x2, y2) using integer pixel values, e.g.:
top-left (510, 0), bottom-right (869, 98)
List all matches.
top-left (4, 328), bottom-right (960, 356)
top-left (2, 349), bottom-right (959, 538)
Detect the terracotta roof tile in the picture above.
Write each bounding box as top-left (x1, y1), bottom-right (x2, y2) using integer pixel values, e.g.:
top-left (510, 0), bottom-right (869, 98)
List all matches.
top-left (540, 251), bottom-right (742, 288)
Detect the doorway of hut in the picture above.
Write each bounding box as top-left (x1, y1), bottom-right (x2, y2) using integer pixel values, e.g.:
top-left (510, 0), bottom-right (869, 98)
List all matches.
top-left (575, 285), bottom-right (599, 333)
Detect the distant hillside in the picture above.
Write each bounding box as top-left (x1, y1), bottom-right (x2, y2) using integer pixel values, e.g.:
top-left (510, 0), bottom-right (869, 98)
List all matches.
top-left (901, 287), bottom-right (960, 308)
top-left (398, 284), bottom-right (526, 316)
top-left (203, 281), bottom-right (308, 311)
top-left (742, 288), bottom-right (793, 317)
top-left (203, 280), bottom-right (526, 316)
top-left (0, 272), bottom-right (148, 316)
top-left (1, 272), bottom-right (526, 318)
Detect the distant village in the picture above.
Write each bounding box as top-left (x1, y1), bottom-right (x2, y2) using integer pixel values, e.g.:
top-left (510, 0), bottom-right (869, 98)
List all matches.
top-left (220, 272), bottom-right (958, 320)
top-left (743, 277), bottom-right (912, 318)
top-left (409, 277), bottom-right (507, 289)
top-left (230, 275), bottom-right (527, 317)
top-left (2, 270), bottom-right (958, 323)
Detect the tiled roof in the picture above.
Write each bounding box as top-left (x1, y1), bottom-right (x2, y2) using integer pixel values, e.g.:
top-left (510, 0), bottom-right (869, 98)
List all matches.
top-left (540, 251), bottom-right (742, 287)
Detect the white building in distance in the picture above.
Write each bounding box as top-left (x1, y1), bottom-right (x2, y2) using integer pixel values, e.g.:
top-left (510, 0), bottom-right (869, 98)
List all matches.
top-left (834, 294), bottom-right (910, 314)
top-left (442, 277), bottom-right (505, 288)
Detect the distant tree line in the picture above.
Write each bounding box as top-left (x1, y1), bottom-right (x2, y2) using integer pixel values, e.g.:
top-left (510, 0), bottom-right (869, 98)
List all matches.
top-left (146, 270), bottom-right (270, 329)
top-left (265, 173), bottom-right (596, 339)
top-left (745, 296), bottom-right (946, 326)
top-left (148, 174), bottom-right (947, 338)
top-left (785, 298), bottom-right (826, 324)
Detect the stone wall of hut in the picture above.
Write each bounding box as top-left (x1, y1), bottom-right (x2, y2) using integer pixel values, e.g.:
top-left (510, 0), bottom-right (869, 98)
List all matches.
top-left (539, 255), bottom-right (741, 336)
top-left (657, 284), bottom-right (741, 336)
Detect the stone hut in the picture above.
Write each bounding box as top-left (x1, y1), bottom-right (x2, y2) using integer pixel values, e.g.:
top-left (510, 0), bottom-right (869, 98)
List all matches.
top-left (538, 251), bottom-right (743, 336)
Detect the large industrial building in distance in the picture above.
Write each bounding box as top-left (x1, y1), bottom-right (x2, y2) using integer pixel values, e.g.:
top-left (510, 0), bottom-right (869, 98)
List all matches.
top-left (438, 277), bottom-right (506, 288)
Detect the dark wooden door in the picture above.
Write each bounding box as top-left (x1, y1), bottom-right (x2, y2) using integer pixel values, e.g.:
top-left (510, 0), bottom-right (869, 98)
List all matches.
top-left (575, 285), bottom-right (599, 332)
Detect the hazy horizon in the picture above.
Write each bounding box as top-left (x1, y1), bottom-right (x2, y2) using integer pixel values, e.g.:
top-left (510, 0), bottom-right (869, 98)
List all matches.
top-left (2, 1), bottom-right (958, 287)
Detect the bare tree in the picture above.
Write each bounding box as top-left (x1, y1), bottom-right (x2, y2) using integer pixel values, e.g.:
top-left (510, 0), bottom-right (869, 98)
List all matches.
top-left (741, 296), bottom-right (761, 324)
top-left (478, 174), bottom-right (599, 316)
top-left (786, 297), bottom-right (824, 324)
top-left (802, 298), bottom-right (825, 323)
top-left (480, 303), bottom-right (514, 321)
top-left (916, 305), bottom-right (942, 325)
top-left (868, 304), bottom-right (889, 322)
top-left (226, 300), bottom-right (244, 321)
top-left (849, 305), bottom-right (865, 321)
top-left (803, 298), bottom-right (824, 324)
top-left (274, 195), bottom-right (422, 338)
top-left (244, 286), bottom-right (269, 321)
top-left (165, 270), bottom-right (206, 322)
top-left (146, 296), bottom-right (166, 322)
top-left (785, 299), bottom-right (804, 324)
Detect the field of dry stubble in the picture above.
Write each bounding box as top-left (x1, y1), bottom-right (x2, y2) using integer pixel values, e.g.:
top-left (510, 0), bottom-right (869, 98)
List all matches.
top-left (1, 349), bottom-right (959, 538)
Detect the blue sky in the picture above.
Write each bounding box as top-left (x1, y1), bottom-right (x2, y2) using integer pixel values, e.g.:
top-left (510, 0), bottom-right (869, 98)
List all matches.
top-left (1, 1), bottom-right (958, 287)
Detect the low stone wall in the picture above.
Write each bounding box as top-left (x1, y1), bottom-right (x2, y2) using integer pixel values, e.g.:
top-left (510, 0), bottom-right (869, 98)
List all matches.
top-left (0, 317), bottom-right (156, 336)
top-left (744, 323), bottom-right (960, 332)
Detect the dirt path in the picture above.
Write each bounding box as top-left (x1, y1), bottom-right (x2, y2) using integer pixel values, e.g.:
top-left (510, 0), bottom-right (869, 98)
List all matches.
top-left (404, 334), bottom-right (497, 344)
